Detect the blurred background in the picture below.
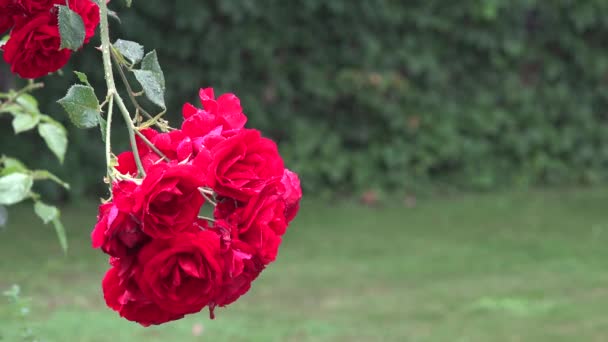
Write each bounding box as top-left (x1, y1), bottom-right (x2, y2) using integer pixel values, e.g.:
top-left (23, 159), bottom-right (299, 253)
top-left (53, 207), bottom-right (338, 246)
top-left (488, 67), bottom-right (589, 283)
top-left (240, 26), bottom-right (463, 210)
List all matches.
top-left (2, 1), bottom-right (608, 341)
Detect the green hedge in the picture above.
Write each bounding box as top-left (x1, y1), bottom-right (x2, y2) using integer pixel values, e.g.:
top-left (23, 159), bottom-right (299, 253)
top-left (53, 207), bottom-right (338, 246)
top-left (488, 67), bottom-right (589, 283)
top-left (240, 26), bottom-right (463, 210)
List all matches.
top-left (6, 0), bottom-right (608, 197)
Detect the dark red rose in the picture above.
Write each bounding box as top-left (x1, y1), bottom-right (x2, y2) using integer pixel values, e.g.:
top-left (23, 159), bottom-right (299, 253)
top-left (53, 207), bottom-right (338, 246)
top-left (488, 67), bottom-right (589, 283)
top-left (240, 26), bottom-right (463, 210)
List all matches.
top-left (181, 88), bottom-right (247, 138)
top-left (103, 266), bottom-right (183, 326)
top-left (136, 230), bottom-right (224, 315)
top-left (131, 163), bottom-right (206, 239)
top-left (0, 0), bottom-right (22, 34)
top-left (2, 13), bottom-right (71, 78)
top-left (280, 169), bottom-right (302, 222)
top-left (194, 129), bottom-right (284, 202)
top-left (17, 0), bottom-right (60, 15)
top-left (1, 0), bottom-right (98, 78)
top-left (91, 203), bottom-right (147, 258)
top-left (68, 0), bottom-right (99, 43)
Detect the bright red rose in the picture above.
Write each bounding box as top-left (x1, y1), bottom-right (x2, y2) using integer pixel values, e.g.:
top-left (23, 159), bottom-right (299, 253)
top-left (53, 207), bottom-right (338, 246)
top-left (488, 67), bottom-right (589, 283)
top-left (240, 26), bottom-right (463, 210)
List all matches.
top-left (130, 163), bottom-right (206, 239)
top-left (181, 88), bottom-right (247, 138)
top-left (211, 238), bottom-right (264, 308)
top-left (116, 129), bottom-right (193, 176)
top-left (103, 266), bottom-right (183, 326)
top-left (194, 129), bottom-right (284, 202)
top-left (115, 151), bottom-right (137, 176)
top-left (2, 13), bottom-right (71, 78)
top-left (136, 230), bottom-right (224, 315)
top-left (214, 184), bottom-right (287, 264)
top-left (280, 169), bottom-right (302, 222)
top-left (91, 203), bottom-right (147, 258)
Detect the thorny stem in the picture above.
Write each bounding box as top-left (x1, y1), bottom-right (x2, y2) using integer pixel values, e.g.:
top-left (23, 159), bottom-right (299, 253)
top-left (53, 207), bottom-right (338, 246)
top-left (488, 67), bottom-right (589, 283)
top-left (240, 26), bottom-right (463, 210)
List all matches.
top-left (105, 95), bottom-right (114, 179)
top-left (99, 0), bottom-right (145, 177)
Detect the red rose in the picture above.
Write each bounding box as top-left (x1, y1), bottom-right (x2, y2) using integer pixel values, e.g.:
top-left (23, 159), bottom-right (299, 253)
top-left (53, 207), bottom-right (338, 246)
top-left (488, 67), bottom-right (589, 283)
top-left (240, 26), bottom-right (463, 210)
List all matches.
top-left (280, 169), bottom-right (302, 222)
top-left (1, 0), bottom-right (98, 78)
top-left (68, 0), bottom-right (99, 43)
top-left (2, 13), bottom-right (71, 78)
top-left (136, 230), bottom-right (224, 315)
top-left (0, 0), bottom-right (21, 33)
top-left (182, 88), bottom-right (247, 138)
top-left (115, 129), bottom-right (193, 176)
top-left (211, 239), bottom-right (264, 308)
top-left (91, 203), bottom-right (147, 258)
top-left (130, 163), bottom-right (206, 239)
top-left (215, 184), bottom-right (287, 264)
top-left (103, 266), bottom-right (183, 326)
top-left (143, 129), bottom-right (193, 162)
top-left (194, 129), bottom-right (284, 201)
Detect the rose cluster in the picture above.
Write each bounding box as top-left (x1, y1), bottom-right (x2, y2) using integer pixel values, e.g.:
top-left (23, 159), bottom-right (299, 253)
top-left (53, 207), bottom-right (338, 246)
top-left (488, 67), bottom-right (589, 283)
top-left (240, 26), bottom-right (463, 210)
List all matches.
top-left (92, 88), bottom-right (302, 326)
top-left (0, 0), bottom-right (99, 78)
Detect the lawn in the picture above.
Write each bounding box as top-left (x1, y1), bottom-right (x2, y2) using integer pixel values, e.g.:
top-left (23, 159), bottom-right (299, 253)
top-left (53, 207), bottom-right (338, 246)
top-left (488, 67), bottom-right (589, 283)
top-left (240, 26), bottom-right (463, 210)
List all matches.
top-left (2, 188), bottom-right (608, 341)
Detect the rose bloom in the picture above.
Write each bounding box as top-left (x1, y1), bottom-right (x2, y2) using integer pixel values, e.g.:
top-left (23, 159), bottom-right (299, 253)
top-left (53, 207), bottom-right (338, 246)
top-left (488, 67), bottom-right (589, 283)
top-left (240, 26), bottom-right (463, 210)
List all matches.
top-left (115, 129), bottom-right (193, 176)
top-left (182, 88), bottom-right (247, 138)
top-left (210, 236), bottom-right (264, 309)
top-left (194, 129), bottom-right (284, 202)
top-left (91, 202), bottom-right (147, 258)
top-left (136, 230), bottom-right (224, 315)
top-left (280, 169), bottom-right (302, 223)
top-left (112, 163), bottom-right (206, 239)
top-left (0, 0), bottom-right (21, 33)
top-left (214, 182), bottom-right (287, 264)
top-left (2, 13), bottom-right (72, 78)
top-left (1, 0), bottom-right (99, 78)
top-left (103, 264), bottom-right (184, 326)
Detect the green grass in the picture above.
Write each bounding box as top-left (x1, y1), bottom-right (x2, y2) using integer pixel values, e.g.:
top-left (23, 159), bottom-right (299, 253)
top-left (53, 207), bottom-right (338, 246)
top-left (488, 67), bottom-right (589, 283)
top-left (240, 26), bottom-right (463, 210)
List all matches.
top-left (2, 188), bottom-right (608, 341)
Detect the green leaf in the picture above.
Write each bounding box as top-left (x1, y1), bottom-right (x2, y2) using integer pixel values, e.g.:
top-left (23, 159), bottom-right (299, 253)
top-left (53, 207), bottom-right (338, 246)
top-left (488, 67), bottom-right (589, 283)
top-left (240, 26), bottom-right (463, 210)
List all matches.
top-left (133, 51), bottom-right (166, 109)
top-left (74, 71), bottom-right (91, 87)
top-left (113, 39), bottom-right (144, 65)
top-left (125, 0), bottom-right (132, 7)
top-left (57, 84), bottom-right (100, 129)
top-left (34, 201), bottom-right (59, 224)
top-left (141, 51), bottom-right (165, 88)
top-left (1, 156), bottom-right (26, 170)
top-left (16, 94), bottom-right (40, 114)
top-left (38, 123), bottom-right (68, 163)
top-left (0, 205), bottom-right (7, 227)
top-left (11, 113), bottom-right (39, 133)
top-left (0, 173), bottom-right (33, 205)
top-left (57, 5), bottom-right (85, 51)
top-left (52, 217), bottom-right (68, 253)
top-left (0, 104), bottom-right (22, 115)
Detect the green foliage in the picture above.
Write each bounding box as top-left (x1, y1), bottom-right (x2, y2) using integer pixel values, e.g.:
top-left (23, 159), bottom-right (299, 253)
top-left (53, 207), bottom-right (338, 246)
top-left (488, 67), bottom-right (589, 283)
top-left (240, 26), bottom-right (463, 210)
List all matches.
top-left (57, 5), bottom-right (86, 51)
top-left (26, 0), bottom-right (608, 195)
top-left (132, 50), bottom-right (166, 109)
top-left (0, 85), bottom-right (70, 252)
top-left (0, 173), bottom-right (33, 205)
top-left (113, 39), bottom-right (144, 65)
top-left (57, 84), bottom-right (100, 129)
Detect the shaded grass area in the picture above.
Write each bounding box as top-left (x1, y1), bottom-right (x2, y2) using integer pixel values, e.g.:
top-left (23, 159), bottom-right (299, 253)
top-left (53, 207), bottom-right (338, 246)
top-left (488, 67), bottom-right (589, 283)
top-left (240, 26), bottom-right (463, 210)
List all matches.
top-left (2, 188), bottom-right (608, 341)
